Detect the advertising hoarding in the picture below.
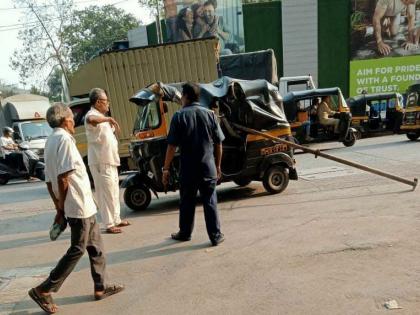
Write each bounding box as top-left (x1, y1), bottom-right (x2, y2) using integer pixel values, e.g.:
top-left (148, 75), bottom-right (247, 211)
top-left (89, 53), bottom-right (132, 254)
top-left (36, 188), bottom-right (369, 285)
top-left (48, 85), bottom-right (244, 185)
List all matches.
top-left (163, 0), bottom-right (245, 54)
top-left (349, 0), bottom-right (420, 96)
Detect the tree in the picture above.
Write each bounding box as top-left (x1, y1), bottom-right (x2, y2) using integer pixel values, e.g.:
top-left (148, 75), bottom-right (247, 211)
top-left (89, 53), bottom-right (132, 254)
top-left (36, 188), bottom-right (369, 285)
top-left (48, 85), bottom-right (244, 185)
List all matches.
top-left (10, 0), bottom-right (73, 87)
top-left (138, 0), bottom-right (164, 43)
top-left (61, 5), bottom-right (139, 71)
top-left (47, 67), bottom-right (63, 102)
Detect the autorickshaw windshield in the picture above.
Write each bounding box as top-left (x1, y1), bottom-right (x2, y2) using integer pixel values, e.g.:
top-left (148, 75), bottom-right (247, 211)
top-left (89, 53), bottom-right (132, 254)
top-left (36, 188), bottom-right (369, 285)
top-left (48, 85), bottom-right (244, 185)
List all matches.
top-left (134, 101), bottom-right (160, 132)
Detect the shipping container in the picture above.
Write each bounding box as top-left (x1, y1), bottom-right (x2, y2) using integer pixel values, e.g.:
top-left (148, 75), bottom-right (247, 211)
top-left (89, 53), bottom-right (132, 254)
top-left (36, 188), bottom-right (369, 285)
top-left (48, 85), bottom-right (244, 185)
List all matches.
top-left (69, 37), bottom-right (219, 170)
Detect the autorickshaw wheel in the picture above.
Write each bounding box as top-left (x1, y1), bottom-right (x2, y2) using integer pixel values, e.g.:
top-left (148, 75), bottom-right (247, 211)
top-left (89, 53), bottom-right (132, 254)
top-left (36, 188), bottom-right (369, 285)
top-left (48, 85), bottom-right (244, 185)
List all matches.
top-left (233, 178), bottom-right (252, 187)
top-left (35, 168), bottom-right (45, 181)
top-left (262, 165), bottom-right (289, 194)
top-left (343, 132), bottom-right (356, 147)
top-left (406, 133), bottom-right (420, 141)
top-left (124, 185), bottom-right (152, 211)
top-left (0, 176), bottom-right (9, 185)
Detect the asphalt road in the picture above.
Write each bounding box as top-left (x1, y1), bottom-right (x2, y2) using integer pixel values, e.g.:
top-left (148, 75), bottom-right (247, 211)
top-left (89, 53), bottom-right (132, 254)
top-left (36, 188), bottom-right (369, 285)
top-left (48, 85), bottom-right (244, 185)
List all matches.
top-left (1, 134), bottom-right (420, 315)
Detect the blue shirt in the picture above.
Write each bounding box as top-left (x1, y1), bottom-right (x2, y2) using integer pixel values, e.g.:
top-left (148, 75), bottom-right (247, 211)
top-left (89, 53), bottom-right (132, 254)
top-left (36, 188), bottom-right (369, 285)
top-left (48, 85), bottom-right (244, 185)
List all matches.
top-left (167, 102), bottom-right (225, 181)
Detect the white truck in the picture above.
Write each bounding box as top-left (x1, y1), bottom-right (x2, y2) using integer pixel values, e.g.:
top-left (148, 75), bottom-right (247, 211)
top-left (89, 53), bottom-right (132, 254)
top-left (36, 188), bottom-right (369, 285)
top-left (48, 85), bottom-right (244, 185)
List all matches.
top-left (0, 94), bottom-right (52, 159)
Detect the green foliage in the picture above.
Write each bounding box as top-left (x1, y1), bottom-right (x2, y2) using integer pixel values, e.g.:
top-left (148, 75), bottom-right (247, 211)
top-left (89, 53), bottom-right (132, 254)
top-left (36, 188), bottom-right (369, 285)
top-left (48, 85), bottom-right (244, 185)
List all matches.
top-left (62, 5), bottom-right (139, 71)
top-left (30, 85), bottom-right (48, 97)
top-left (10, 0), bottom-right (73, 87)
top-left (47, 68), bottom-right (63, 102)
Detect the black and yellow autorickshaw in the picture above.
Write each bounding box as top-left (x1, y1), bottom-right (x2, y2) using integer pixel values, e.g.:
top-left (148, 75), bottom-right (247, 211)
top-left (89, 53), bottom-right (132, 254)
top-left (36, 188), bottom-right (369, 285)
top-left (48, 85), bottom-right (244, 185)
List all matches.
top-left (348, 92), bottom-right (403, 137)
top-left (400, 83), bottom-right (420, 141)
top-left (282, 88), bottom-right (357, 147)
top-left (121, 77), bottom-right (298, 211)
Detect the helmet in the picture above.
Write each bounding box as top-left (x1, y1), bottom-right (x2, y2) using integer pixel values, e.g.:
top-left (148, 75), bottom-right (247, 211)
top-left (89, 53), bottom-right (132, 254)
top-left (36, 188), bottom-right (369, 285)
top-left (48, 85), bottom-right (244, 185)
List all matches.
top-left (3, 127), bottom-right (13, 134)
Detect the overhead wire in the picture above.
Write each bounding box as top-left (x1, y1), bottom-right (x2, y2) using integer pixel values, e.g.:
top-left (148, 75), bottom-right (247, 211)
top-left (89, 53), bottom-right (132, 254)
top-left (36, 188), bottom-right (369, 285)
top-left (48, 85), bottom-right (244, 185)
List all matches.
top-left (0, 0), bottom-right (132, 32)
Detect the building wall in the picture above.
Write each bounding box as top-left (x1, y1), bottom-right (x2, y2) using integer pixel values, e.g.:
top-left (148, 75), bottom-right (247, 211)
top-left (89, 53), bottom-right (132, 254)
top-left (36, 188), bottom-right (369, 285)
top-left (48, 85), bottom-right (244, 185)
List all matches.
top-left (318, 0), bottom-right (350, 96)
top-left (282, 0), bottom-right (318, 84)
top-left (243, 1), bottom-right (283, 77)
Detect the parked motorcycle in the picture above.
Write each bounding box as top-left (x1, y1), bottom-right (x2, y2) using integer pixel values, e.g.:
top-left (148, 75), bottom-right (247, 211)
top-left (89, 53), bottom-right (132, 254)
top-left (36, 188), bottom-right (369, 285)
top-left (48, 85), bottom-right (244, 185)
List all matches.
top-left (0, 143), bottom-right (45, 185)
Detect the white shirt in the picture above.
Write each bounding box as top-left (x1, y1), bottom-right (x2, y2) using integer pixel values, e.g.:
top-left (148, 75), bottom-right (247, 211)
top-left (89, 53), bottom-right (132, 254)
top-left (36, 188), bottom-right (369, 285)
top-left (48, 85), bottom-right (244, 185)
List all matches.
top-left (0, 136), bottom-right (15, 158)
top-left (44, 128), bottom-right (97, 219)
top-left (85, 107), bottom-right (120, 166)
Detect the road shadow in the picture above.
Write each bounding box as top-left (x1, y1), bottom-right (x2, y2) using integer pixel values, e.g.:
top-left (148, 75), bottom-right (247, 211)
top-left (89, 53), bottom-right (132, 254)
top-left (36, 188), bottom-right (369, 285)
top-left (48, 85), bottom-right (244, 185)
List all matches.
top-left (9, 294), bottom-right (93, 314)
top-left (16, 239), bottom-right (210, 275)
top-left (225, 188), bottom-right (414, 211)
top-left (0, 233), bottom-right (71, 251)
top-left (125, 185), bottom-right (268, 218)
top-left (0, 212), bottom-right (55, 237)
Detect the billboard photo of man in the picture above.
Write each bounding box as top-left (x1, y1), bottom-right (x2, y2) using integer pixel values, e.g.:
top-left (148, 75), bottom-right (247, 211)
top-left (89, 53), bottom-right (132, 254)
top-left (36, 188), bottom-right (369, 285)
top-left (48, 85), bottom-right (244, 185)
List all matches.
top-left (351, 0), bottom-right (420, 59)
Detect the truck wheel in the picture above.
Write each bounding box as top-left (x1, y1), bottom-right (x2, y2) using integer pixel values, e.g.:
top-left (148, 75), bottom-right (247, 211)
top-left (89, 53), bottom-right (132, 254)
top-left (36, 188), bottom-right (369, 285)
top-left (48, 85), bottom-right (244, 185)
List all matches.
top-left (0, 176), bottom-right (9, 185)
top-left (233, 178), bottom-right (252, 187)
top-left (262, 165), bottom-right (289, 194)
top-left (406, 132), bottom-right (419, 141)
top-left (124, 185), bottom-right (151, 211)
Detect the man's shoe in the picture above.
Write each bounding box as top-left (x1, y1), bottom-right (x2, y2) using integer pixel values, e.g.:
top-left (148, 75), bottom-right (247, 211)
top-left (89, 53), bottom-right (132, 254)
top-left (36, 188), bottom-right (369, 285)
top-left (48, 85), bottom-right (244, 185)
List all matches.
top-left (211, 233), bottom-right (225, 246)
top-left (171, 232), bottom-right (191, 242)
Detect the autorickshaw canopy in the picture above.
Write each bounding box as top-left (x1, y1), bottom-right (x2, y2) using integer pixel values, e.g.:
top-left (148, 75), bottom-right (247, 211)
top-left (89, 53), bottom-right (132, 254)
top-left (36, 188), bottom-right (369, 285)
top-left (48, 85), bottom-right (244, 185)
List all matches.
top-left (129, 76), bottom-right (290, 131)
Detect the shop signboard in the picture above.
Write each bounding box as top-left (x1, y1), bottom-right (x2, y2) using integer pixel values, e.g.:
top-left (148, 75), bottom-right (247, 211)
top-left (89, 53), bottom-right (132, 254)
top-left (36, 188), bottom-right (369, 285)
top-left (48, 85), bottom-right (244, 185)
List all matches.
top-left (349, 0), bottom-right (420, 96)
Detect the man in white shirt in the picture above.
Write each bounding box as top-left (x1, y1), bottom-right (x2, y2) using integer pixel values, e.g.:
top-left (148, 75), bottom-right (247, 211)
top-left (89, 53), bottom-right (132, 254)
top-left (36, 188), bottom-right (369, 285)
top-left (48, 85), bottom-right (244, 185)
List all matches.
top-left (85, 88), bottom-right (130, 234)
top-left (28, 104), bottom-right (123, 314)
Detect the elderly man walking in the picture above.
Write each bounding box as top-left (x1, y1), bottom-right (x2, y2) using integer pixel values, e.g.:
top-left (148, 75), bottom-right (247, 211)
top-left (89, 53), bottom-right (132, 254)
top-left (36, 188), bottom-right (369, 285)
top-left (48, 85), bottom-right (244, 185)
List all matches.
top-left (28, 104), bottom-right (123, 314)
top-left (85, 88), bottom-right (129, 234)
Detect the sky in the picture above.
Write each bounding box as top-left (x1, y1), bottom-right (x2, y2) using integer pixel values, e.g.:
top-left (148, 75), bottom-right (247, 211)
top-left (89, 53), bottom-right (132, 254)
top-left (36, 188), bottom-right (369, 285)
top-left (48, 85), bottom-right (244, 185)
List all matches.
top-left (0, 0), bottom-right (153, 88)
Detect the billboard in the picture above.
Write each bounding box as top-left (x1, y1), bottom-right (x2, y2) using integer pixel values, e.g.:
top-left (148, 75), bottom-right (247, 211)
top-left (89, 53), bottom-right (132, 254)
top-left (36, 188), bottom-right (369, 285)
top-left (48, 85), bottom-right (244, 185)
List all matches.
top-left (349, 0), bottom-right (420, 96)
top-left (163, 0), bottom-right (245, 54)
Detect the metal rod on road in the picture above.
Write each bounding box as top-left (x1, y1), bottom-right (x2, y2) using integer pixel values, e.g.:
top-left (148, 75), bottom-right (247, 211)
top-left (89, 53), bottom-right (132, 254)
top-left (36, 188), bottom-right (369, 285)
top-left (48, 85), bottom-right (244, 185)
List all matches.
top-left (233, 123), bottom-right (418, 191)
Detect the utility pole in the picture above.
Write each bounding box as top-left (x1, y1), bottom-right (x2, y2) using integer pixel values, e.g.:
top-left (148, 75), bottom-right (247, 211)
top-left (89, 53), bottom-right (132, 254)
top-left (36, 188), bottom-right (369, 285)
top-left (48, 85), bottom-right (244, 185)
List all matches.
top-left (155, 0), bottom-right (163, 44)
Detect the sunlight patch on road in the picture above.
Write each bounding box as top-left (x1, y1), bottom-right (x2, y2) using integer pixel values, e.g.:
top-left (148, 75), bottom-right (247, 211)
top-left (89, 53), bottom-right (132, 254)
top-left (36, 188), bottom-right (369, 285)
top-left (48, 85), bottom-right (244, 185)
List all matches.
top-left (299, 166), bottom-right (361, 180)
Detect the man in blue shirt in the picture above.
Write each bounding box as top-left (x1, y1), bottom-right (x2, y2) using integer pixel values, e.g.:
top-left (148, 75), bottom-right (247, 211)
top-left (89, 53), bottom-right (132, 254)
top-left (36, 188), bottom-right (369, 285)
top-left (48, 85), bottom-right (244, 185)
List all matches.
top-left (162, 82), bottom-right (225, 246)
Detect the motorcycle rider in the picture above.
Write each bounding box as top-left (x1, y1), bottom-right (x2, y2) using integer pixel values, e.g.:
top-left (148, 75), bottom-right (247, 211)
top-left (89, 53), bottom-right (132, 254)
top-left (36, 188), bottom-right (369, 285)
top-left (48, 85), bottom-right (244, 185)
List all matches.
top-left (0, 127), bottom-right (30, 175)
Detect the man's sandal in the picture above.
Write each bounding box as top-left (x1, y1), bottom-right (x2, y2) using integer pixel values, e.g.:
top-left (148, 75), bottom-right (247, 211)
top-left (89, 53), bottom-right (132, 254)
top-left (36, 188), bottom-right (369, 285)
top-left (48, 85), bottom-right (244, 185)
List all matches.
top-left (94, 284), bottom-right (125, 301)
top-left (116, 220), bottom-right (130, 227)
top-left (28, 288), bottom-right (57, 314)
top-left (105, 226), bottom-right (122, 234)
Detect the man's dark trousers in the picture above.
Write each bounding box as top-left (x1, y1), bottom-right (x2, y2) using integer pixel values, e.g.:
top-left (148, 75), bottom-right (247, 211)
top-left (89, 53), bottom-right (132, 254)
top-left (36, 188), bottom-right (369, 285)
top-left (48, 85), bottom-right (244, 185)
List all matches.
top-left (39, 215), bottom-right (106, 292)
top-left (179, 178), bottom-right (221, 239)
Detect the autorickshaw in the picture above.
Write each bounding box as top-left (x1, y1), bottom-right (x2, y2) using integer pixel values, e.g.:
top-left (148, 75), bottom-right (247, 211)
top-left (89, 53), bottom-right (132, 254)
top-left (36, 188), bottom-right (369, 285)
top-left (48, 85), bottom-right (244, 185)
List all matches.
top-left (400, 83), bottom-right (420, 141)
top-left (282, 88), bottom-right (357, 147)
top-left (121, 77), bottom-right (298, 211)
top-left (348, 92), bottom-right (403, 137)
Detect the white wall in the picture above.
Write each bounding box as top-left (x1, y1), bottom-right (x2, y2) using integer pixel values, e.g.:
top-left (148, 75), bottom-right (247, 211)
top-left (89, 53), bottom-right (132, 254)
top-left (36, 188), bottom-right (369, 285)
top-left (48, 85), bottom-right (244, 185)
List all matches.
top-left (282, 0), bottom-right (318, 85)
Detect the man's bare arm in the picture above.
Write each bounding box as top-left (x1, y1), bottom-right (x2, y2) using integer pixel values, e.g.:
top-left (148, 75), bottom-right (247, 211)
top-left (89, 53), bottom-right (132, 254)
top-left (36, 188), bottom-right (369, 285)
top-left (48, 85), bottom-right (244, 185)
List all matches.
top-left (86, 115), bottom-right (120, 133)
top-left (163, 145), bottom-right (177, 170)
top-left (373, 5), bottom-right (386, 44)
top-left (373, 5), bottom-right (391, 55)
top-left (407, 4), bottom-right (415, 34)
top-left (162, 144), bottom-right (177, 188)
top-left (57, 171), bottom-right (72, 212)
top-left (214, 143), bottom-right (222, 179)
top-left (46, 182), bottom-right (60, 210)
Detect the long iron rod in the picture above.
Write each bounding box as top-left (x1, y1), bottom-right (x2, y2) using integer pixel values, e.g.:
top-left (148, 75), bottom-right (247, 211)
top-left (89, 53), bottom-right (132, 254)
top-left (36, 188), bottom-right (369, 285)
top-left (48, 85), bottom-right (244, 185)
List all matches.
top-left (233, 124), bottom-right (418, 190)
